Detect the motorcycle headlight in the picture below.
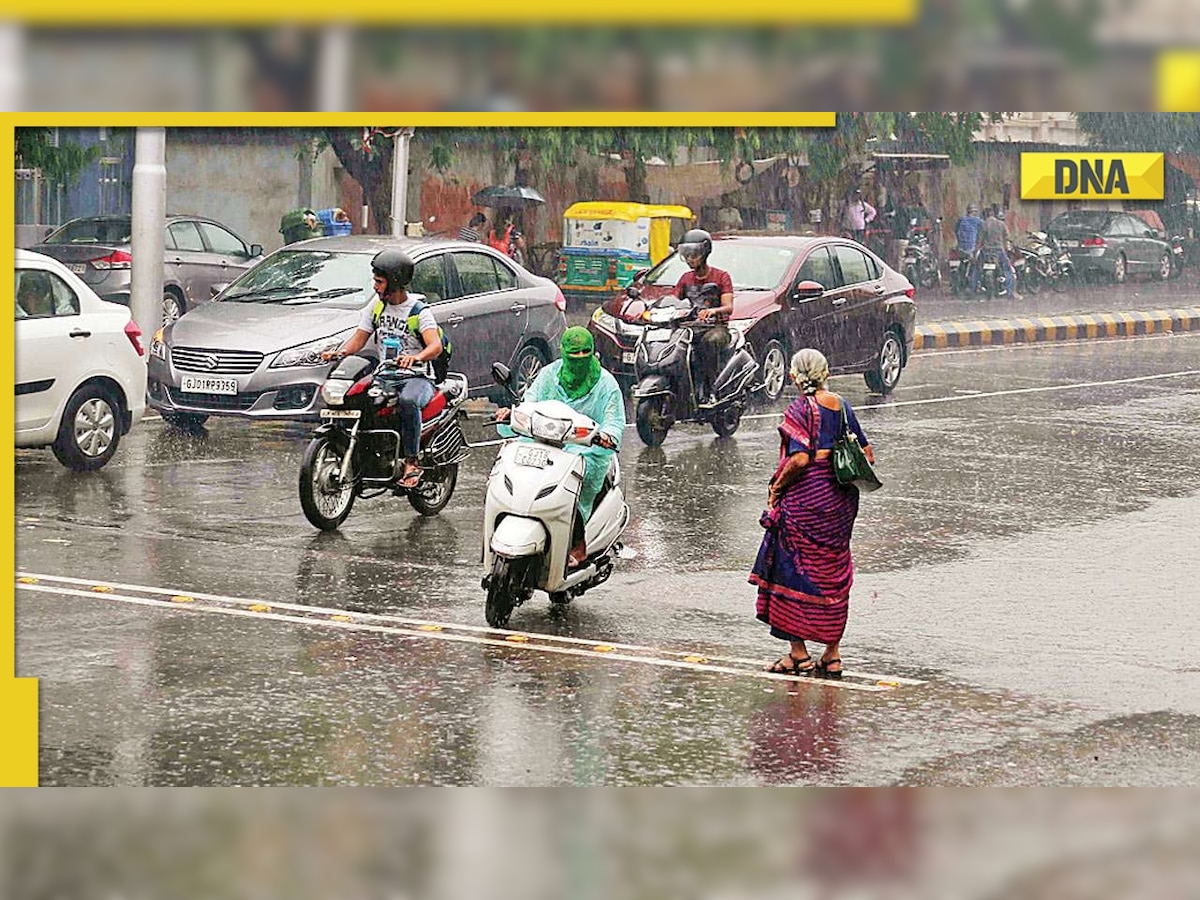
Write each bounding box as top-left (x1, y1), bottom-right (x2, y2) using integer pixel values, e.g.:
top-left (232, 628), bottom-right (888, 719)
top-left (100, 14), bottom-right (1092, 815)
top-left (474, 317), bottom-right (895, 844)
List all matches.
top-left (270, 330), bottom-right (355, 369)
top-left (320, 379), bottom-right (352, 406)
top-left (591, 308), bottom-right (617, 333)
top-left (150, 327), bottom-right (167, 362)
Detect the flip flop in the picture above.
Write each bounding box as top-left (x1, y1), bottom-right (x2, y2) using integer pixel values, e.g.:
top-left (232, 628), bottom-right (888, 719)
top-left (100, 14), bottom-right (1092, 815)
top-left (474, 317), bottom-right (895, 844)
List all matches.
top-left (397, 467), bottom-right (423, 489)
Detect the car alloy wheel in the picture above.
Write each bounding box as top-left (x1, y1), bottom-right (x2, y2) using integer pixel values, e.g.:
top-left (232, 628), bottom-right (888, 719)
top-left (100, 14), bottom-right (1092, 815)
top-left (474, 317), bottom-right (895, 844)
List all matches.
top-left (162, 292), bottom-right (184, 325)
top-left (758, 339), bottom-right (787, 402)
top-left (1113, 253), bottom-right (1127, 284)
top-left (1157, 253), bottom-right (1172, 281)
top-left (51, 385), bottom-right (121, 471)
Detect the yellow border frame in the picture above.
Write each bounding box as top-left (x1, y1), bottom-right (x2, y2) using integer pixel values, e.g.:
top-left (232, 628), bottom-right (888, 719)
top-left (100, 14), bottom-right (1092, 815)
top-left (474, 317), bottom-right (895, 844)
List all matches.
top-left (2, 111), bottom-right (837, 787)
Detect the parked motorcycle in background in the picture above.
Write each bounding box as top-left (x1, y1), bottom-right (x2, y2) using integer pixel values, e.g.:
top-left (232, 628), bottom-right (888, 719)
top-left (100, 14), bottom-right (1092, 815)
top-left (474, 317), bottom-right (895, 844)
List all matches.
top-left (481, 363), bottom-right (630, 628)
top-left (1021, 230), bottom-right (1075, 294)
top-left (628, 283), bottom-right (762, 447)
top-left (901, 217), bottom-right (942, 290)
top-left (947, 246), bottom-right (977, 296)
top-left (1169, 233), bottom-right (1186, 279)
top-left (298, 356), bottom-right (469, 530)
top-left (977, 247), bottom-right (1012, 300)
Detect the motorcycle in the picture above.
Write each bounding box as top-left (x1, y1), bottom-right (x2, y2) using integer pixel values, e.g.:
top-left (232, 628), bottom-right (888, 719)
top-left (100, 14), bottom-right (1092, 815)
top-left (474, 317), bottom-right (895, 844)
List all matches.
top-left (628, 284), bottom-right (762, 447)
top-left (947, 246), bottom-right (976, 296)
top-left (481, 362), bottom-right (630, 628)
top-left (1169, 233), bottom-right (1186, 279)
top-left (298, 355), bottom-right (470, 530)
top-left (901, 217), bottom-right (942, 290)
top-left (977, 247), bottom-right (1012, 299)
top-left (1023, 230), bottom-right (1075, 293)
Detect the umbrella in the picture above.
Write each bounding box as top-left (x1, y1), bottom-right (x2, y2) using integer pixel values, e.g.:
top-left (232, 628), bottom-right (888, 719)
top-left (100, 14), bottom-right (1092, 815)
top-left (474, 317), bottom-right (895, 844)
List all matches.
top-left (471, 185), bottom-right (547, 207)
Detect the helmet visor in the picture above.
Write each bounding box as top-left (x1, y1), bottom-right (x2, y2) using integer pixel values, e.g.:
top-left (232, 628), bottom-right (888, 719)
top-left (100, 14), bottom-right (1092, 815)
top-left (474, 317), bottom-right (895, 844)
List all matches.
top-left (677, 242), bottom-right (705, 261)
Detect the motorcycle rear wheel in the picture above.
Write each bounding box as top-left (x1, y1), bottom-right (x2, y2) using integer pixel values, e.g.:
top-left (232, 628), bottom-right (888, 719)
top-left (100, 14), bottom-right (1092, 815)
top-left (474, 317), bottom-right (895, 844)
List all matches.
top-left (299, 436), bottom-right (358, 531)
top-left (635, 396), bottom-right (671, 447)
top-left (407, 463), bottom-right (459, 516)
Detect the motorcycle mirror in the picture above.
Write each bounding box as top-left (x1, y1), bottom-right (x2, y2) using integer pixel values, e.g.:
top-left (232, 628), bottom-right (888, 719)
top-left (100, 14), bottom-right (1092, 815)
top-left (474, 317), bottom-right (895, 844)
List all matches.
top-left (210, 282), bottom-right (230, 298)
top-left (491, 362), bottom-right (513, 388)
top-left (909, 217), bottom-right (918, 226)
top-left (792, 279), bottom-right (825, 301)
top-left (624, 285), bottom-right (642, 300)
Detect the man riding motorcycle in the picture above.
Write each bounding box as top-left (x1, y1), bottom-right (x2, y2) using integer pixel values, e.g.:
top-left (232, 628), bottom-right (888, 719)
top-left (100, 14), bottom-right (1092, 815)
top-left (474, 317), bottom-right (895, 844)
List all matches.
top-left (974, 208), bottom-right (1021, 300)
top-left (671, 228), bottom-right (734, 405)
top-left (495, 327), bottom-right (624, 568)
top-left (321, 248), bottom-right (443, 489)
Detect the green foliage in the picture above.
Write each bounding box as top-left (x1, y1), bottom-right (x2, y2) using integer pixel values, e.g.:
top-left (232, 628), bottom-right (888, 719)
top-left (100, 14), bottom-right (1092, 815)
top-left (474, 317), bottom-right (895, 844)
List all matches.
top-left (14, 128), bottom-right (102, 186)
top-left (1076, 114), bottom-right (1200, 153)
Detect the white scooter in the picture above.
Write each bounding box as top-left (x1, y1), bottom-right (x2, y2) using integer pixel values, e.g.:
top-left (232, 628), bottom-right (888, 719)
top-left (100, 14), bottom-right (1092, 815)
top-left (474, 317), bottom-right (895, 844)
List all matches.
top-left (481, 362), bottom-right (631, 628)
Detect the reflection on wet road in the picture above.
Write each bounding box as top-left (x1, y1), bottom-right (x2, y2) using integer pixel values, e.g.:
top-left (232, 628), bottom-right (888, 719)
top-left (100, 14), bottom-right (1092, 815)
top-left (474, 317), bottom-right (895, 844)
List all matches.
top-left (15, 333), bottom-right (1200, 785)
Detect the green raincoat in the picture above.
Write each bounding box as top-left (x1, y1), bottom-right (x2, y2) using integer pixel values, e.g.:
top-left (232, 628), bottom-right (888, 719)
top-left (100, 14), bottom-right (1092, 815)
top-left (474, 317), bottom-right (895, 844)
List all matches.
top-left (499, 360), bottom-right (625, 520)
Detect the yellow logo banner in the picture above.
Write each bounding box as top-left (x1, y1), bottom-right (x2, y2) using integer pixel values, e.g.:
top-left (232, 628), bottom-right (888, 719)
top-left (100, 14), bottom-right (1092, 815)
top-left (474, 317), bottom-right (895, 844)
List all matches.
top-left (1021, 153), bottom-right (1164, 200)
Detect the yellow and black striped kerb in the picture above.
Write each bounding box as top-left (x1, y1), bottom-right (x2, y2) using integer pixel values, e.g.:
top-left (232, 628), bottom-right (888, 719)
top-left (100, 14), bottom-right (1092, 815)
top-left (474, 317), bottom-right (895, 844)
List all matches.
top-left (912, 308), bottom-right (1200, 351)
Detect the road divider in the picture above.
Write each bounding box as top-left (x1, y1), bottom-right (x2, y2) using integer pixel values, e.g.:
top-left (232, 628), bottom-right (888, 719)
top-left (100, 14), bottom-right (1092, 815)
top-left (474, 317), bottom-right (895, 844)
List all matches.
top-left (913, 307), bottom-right (1200, 351)
top-left (16, 572), bottom-right (922, 692)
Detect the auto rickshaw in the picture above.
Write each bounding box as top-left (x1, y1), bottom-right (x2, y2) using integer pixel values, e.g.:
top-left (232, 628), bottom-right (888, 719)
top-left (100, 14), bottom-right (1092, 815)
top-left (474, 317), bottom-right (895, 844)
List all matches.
top-left (558, 201), bottom-right (694, 297)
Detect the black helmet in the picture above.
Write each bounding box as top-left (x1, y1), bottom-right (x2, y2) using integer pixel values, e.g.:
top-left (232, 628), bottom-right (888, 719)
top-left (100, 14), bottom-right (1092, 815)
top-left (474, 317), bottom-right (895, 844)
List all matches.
top-left (371, 248), bottom-right (414, 293)
top-left (677, 228), bottom-right (713, 263)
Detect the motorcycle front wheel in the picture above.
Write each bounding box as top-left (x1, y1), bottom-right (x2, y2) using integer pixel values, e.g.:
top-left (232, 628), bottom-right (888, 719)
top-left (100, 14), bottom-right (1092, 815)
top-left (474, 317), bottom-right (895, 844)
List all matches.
top-left (299, 435), bottom-right (358, 531)
top-left (711, 404), bottom-right (742, 438)
top-left (635, 396), bottom-right (671, 447)
top-left (407, 463), bottom-right (459, 516)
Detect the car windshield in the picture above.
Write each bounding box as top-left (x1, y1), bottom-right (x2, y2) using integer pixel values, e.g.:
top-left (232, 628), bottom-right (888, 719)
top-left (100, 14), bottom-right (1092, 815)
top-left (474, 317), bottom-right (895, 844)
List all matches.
top-left (644, 242), bottom-right (797, 290)
top-left (219, 250), bottom-right (374, 306)
top-left (1049, 211), bottom-right (1112, 231)
top-left (44, 218), bottom-right (132, 245)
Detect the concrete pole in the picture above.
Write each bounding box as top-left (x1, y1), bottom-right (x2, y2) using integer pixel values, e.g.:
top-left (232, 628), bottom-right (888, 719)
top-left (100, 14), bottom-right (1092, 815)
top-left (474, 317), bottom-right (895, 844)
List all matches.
top-left (391, 127), bottom-right (414, 236)
top-left (316, 25), bottom-right (352, 113)
top-left (131, 128), bottom-right (166, 340)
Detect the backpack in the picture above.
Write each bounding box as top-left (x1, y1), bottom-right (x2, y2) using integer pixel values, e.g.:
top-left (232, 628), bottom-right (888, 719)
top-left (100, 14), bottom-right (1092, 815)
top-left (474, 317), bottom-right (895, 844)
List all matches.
top-left (372, 298), bottom-right (453, 382)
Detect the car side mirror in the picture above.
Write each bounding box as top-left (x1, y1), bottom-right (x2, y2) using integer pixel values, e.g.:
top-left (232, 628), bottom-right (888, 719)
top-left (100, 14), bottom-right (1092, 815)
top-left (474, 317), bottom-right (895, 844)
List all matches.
top-left (631, 268), bottom-right (649, 282)
top-left (249, 244), bottom-right (264, 258)
top-left (792, 279), bottom-right (825, 301)
top-left (210, 282), bottom-right (229, 298)
top-left (491, 362), bottom-right (513, 388)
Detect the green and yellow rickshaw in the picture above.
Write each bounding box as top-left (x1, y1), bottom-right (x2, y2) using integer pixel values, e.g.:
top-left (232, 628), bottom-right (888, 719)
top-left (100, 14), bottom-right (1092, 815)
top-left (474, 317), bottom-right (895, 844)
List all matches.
top-left (558, 201), bottom-right (694, 297)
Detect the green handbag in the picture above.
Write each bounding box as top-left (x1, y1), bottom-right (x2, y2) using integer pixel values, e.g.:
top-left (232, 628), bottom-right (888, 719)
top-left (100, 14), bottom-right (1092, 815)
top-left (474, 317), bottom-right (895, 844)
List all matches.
top-left (832, 401), bottom-right (882, 493)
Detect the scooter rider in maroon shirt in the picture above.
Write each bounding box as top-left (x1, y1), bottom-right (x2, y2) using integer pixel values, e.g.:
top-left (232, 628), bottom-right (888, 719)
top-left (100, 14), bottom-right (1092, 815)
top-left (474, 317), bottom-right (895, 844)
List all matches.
top-left (672, 228), bottom-right (734, 405)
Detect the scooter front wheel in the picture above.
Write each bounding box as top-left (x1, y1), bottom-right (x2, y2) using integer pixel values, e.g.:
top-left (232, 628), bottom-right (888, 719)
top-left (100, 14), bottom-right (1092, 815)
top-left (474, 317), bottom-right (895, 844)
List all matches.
top-left (635, 396), bottom-right (671, 447)
top-left (299, 435), bottom-right (358, 531)
top-left (485, 556), bottom-right (529, 629)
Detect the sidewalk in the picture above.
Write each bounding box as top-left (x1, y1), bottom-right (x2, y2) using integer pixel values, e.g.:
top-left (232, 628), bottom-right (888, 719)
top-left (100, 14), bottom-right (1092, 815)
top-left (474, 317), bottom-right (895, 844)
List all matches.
top-left (914, 273), bottom-right (1200, 350)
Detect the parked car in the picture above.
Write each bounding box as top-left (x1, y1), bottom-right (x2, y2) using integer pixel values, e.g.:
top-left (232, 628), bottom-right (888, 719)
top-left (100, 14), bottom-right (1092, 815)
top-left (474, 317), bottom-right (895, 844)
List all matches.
top-left (30, 214), bottom-right (264, 325)
top-left (588, 234), bottom-right (916, 399)
top-left (147, 235), bottom-right (568, 427)
top-left (1045, 209), bottom-right (1174, 284)
top-left (15, 249), bottom-right (147, 471)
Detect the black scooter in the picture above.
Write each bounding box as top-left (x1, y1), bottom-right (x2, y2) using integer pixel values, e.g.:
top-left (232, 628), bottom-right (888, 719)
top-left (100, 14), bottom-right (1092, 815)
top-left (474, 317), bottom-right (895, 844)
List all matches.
top-left (628, 283), bottom-right (762, 447)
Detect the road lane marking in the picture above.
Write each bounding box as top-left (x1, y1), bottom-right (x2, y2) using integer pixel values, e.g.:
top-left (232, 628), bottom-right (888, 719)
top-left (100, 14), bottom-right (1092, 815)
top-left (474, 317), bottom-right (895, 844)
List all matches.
top-left (16, 572), bottom-right (922, 691)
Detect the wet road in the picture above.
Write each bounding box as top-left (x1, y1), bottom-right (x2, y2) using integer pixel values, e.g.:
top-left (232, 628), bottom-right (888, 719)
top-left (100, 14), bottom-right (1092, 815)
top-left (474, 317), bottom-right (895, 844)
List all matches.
top-left (15, 332), bottom-right (1200, 785)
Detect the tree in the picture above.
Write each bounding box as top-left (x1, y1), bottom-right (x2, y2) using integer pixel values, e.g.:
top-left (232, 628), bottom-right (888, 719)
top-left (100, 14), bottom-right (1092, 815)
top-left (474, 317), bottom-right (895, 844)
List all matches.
top-left (15, 128), bottom-right (102, 186)
top-left (1075, 113), bottom-right (1200, 153)
top-left (322, 128), bottom-right (399, 234)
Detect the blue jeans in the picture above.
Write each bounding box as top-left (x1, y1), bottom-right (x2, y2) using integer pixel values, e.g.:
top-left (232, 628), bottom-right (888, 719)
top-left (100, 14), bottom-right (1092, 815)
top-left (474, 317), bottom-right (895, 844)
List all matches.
top-left (394, 376), bottom-right (436, 457)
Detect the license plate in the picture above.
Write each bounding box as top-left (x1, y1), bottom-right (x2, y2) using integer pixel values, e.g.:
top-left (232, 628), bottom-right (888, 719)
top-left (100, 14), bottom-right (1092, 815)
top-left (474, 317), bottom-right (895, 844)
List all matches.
top-left (514, 445), bottom-right (549, 468)
top-left (948, 260), bottom-right (960, 268)
top-left (644, 328), bottom-right (672, 342)
top-left (69, 263), bottom-right (87, 274)
top-left (1061, 239), bottom-right (1080, 248)
top-left (982, 262), bottom-right (997, 271)
top-left (320, 408), bottom-right (361, 419)
top-left (621, 351), bottom-right (636, 365)
top-left (1174, 247), bottom-right (1184, 254)
top-left (181, 375), bottom-right (238, 395)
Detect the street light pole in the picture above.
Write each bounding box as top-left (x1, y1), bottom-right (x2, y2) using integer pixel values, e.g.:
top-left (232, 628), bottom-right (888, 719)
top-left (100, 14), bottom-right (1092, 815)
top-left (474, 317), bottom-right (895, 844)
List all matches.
top-left (131, 127), bottom-right (166, 341)
top-left (391, 127), bottom-right (414, 236)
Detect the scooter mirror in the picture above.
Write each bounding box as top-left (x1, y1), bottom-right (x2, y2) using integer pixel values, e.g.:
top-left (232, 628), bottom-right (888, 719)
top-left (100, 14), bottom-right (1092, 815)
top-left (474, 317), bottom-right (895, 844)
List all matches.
top-left (625, 285), bottom-right (642, 300)
top-left (491, 362), bottom-right (513, 387)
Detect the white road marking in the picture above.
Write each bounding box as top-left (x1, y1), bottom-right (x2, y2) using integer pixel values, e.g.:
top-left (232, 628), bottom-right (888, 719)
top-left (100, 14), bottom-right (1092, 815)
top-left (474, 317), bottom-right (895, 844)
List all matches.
top-left (16, 572), bottom-right (921, 691)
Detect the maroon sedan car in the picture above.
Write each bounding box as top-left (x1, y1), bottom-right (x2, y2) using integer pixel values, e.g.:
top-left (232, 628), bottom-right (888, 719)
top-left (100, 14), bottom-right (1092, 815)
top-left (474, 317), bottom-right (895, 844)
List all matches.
top-left (587, 234), bottom-right (916, 399)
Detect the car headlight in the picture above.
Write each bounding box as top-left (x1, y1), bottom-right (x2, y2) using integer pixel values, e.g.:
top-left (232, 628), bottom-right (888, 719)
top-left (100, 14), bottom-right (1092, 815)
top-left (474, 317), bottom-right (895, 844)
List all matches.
top-left (270, 330), bottom-right (354, 369)
top-left (591, 308), bottom-right (617, 333)
top-left (150, 327), bottom-right (167, 361)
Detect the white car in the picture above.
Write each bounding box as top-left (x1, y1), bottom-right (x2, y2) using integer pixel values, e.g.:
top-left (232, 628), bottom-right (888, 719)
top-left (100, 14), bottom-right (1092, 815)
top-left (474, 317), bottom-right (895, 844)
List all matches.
top-left (15, 249), bottom-right (147, 471)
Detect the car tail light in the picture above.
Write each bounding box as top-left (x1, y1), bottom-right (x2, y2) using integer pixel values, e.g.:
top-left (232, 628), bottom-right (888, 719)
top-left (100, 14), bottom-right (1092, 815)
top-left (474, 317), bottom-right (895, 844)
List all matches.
top-left (1082, 236), bottom-right (1105, 247)
top-left (124, 318), bottom-right (144, 356)
top-left (92, 249), bottom-right (133, 270)
top-left (553, 287), bottom-right (567, 313)
top-left (905, 287), bottom-right (916, 299)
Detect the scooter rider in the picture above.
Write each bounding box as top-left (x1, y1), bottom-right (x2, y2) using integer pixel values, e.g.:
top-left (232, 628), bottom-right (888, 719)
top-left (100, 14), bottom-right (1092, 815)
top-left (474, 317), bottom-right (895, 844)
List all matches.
top-left (322, 248), bottom-right (442, 489)
top-left (495, 327), bottom-right (624, 567)
top-left (672, 228), bottom-right (734, 405)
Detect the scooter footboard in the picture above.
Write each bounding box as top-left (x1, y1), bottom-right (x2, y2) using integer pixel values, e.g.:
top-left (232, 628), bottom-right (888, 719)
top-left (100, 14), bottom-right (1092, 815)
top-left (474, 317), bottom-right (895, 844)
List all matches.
top-left (491, 515), bottom-right (548, 559)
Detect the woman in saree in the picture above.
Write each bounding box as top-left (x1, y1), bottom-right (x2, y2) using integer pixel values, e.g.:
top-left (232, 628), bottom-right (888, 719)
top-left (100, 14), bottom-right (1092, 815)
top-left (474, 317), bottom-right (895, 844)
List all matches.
top-left (749, 349), bottom-right (875, 680)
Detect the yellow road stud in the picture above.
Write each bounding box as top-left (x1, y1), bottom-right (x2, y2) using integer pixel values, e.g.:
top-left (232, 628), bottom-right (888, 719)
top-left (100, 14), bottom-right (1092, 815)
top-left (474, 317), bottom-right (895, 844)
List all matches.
top-left (90, 585), bottom-right (114, 593)
top-left (248, 604), bottom-right (271, 613)
top-left (171, 595), bottom-right (195, 603)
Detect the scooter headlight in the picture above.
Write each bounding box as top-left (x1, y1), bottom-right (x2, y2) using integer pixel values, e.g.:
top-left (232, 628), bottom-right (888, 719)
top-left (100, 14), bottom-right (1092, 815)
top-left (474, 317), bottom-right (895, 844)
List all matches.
top-left (510, 408), bottom-right (532, 435)
top-left (530, 411), bottom-right (573, 444)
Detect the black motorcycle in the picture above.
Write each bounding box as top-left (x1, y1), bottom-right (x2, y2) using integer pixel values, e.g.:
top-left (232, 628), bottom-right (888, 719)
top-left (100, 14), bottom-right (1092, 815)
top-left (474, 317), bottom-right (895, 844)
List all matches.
top-left (1169, 233), bottom-right (1186, 279)
top-left (947, 246), bottom-right (976, 296)
top-left (628, 284), bottom-right (762, 446)
top-left (901, 218), bottom-right (942, 290)
top-left (298, 356), bottom-right (470, 530)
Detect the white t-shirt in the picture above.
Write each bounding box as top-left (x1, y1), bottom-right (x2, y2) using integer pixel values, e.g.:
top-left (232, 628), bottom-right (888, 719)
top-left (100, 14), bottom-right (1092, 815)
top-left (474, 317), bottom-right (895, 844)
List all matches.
top-left (356, 293), bottom-right (438, 378)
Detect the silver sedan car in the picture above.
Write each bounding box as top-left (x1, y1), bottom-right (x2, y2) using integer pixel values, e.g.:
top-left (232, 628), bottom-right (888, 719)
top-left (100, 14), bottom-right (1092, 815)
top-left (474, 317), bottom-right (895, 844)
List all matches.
top-left (146, 235), bottom-right (567, 427)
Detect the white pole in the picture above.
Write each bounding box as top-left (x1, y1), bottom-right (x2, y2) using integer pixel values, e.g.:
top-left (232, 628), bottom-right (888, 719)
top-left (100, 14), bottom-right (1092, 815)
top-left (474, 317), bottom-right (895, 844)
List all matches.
top-left (391, 127), bottom-right (413, 236)
top-left (316, 25), bottom-right (351, 113)
top-left (131, 128), bottom-right (166, 340)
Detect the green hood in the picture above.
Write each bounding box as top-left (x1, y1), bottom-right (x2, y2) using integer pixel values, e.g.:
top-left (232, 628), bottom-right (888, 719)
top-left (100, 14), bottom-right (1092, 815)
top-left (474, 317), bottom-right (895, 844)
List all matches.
top-left (557, 326), bottom-right (601, 399)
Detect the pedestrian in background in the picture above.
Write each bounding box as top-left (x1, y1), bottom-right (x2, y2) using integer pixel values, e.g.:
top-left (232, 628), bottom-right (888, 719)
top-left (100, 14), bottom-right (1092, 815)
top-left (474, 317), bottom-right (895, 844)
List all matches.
top-left (840, 188), bottom-right (876, 243)
top-left (750, 348), bottom-right (874, 680)
top-left (458, 212), bottom-right (486, 242)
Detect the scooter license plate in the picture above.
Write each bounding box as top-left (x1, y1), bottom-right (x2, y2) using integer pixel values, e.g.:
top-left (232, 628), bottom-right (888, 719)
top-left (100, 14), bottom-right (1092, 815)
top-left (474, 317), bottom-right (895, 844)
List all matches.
top-left (514, 445), bottom-right (549, 468)
top-left (320, 408), bottom-right (361, 419)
